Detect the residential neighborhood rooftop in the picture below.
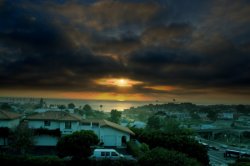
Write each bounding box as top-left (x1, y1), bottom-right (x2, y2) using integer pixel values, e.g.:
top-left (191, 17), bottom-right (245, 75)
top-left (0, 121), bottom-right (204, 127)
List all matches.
top-left (82, 119), bottom-right (135, 135)
top-left (0, 110), bottom-right (22, 120)
top-left (25, 111), bottom-right (82, 121)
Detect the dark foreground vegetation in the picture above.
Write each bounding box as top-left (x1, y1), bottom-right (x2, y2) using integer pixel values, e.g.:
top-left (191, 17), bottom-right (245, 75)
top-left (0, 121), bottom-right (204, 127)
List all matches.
top-left (0, 154), bottom-right (137, 166)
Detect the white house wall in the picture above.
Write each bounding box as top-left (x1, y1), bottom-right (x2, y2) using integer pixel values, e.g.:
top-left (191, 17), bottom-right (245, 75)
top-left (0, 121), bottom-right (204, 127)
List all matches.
top-left (34, 135), bottom-right (58, 146)
top-left (100, 127), bottom-right (130, 147)
top-left (0, 119), bottom-right (20, 129)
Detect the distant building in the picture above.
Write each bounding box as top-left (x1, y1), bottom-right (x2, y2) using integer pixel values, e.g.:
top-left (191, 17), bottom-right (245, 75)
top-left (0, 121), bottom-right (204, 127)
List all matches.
top-left (218, 112), bottom-right (235, 120)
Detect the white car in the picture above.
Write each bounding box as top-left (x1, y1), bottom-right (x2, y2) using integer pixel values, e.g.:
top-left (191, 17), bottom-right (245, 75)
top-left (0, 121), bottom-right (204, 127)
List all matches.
top-left (90, 149), bottom-right (124, 160)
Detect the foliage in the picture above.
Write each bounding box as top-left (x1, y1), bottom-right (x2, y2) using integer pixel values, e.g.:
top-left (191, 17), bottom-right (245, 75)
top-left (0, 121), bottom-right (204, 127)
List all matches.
top-left (207, 110), bottom-right (218, 121)
top-left (146, 115), bottom-right (161, 129)
top-left (140, 143), bottom-right (150, 153)
top-left (56, 130), bottom-right (99, 159)
top-left (242, 131), bottom-right (250, 139)
top-left (0, 127), bottom-right (10, 146)
top-left (190, 112), bottom-right (201, 120)
top-left (109, 109), bottom-right (122, 124)
top-left (138, 147), bottom-right (200, 166)
top-left (0, 103), bottom-right (12, 111)
top-left (229, 158), bottom-right (250, 166)
top-left (8, 122), bottom-right (34, 154)
top-left (129, 127), bottom-right (144, 140)
top-left (162, 118), bottom-right (181, 132)
top-left (136, 130), bottom-right (209, 165)
top-left (58, 105), bottom-right (66, 110)
top-left (235, 105), bottom-right (249, 115)
top-left (0, 127), bottom-right (10, 137)
top-left (88, 158), bottom-right (137, 166)
top-left (67, 103), bottom-right (75, 109)
top-left (83, 104), bottom-right (92, 111)
top-left (0, 154), bottom-right (65, 166)
top-left (146, 115), bottom-right (192, 135)
top-left (33, 128), bottom-right (61, 137)
top-left (127, 140), bottom-right (149, 158)
top-left (83, 104), bottom-right (93, 116)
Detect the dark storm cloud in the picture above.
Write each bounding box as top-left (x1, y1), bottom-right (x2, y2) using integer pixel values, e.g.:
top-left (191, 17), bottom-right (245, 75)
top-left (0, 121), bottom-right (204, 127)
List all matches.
top-left (0, 0), bottom-right (250, 96)
top-left (0, 0), bottom-right (126, 91)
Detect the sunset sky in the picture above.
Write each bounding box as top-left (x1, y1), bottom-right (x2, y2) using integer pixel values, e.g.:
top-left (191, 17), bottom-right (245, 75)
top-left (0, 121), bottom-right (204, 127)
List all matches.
top-left (0, 0), bottom-right (250, 104)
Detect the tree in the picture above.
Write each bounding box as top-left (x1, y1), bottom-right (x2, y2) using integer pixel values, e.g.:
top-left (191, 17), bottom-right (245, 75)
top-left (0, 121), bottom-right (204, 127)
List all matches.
top-left (138, 147), bottom-right (200, 166)
top-left (190, 111), bottom-right (201, 120)
top-left (0, 103), bottom-right (11, 111)
top-left (0, 127), bottom-right (10, 145)
top-left (162, 118), bottom-right (181, 133)
top-left (146, 115), bottom-right (161, 130)
top-left (9, 122), bottom-right (34, 154)
top-left (58, 105), bottom-right (66, 111)
top-left (137, 130), bottom-right (209, 165)
top-left (56, 130), bottom-right (99, 159)
top-left (68, 103), bottom-right (75, 109)
top-left (83, 104), bottom-right (93, 116)
top-left (207, 111), bottom-right (218, 121)
top-left (36, 98), bottom-right (46, 108)
top-left (109, 109), bottom-right (122, 124)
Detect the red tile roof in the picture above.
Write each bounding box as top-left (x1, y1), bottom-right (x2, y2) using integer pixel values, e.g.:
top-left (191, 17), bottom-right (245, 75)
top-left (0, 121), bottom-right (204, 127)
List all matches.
top-left (0, 110), bottom-right (22, 120)
top-left (25, 111), bottom-right (82, 121)
top-left (82, 119), bottom-right (135, 135)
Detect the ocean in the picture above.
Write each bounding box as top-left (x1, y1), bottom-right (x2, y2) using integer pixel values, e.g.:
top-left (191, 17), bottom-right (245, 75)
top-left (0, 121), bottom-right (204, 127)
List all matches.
top-left (0, 97), bottom-right (155, 112)
top-left (45, 98), bottom-right (153, 112)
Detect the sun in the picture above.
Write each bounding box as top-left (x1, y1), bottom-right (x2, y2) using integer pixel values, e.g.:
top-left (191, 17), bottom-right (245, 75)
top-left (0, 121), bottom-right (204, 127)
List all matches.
top-left (94, 78), bottom-right (143, 88)
top-left (117, 79), bottom-right (127, 87)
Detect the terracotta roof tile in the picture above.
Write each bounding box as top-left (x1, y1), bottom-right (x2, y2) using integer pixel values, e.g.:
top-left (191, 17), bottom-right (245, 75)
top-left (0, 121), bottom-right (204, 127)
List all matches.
top-left (0, 110), bottom-right (22, 120)
top-left (81, 119), bottom-right (135, 135)
top-left (25, 111), bottom-right (81, 121)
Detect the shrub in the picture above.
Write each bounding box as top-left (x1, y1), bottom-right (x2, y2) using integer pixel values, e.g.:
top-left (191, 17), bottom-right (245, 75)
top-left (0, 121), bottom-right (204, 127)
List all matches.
top-left (138, 147), bottom-right (200, 166)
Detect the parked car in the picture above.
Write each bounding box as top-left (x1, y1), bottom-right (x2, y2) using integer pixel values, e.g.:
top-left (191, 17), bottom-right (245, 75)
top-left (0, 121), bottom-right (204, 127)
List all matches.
top-left (90, 149), bottom-right (124, 160)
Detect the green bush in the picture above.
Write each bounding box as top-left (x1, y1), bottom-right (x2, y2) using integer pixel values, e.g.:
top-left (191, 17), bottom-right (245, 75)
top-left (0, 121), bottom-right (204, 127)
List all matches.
top-left (138, 147), bottom-right (201, 166)
top-left (88, 158), bottom-right (137, 166)
top-left (229, 158), bottom-right (250, 166)
top-left (127, 141), bottom-right (149, 158)
top-left (0, 154), bottom-right (65, 166)
top-left (33, 128), bottom-right (61, 137)
top-left (56, 130), bottom-right (99, 159)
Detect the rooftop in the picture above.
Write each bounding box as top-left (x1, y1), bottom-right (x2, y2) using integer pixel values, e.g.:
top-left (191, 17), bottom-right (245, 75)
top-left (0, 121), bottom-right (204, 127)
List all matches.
top-left (0, 110), bottom-right (22, 120)
top-left (25, 111), bottom-right (82, 121)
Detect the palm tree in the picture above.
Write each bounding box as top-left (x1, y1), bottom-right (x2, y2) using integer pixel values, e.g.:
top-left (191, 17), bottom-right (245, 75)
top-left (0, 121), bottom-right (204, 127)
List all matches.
top-left (100, 105), bottom-right (103, 111)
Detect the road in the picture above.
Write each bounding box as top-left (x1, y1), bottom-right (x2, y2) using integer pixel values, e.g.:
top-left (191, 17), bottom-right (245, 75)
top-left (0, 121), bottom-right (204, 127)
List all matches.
top-left (208, 149), bottom-right (235, 166)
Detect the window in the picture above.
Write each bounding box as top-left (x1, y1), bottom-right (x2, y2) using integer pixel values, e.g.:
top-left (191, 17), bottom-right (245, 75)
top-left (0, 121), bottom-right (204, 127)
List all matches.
top-left (92, 122), bottom-right (99, 127)
top-left (111, 152), bottom-right (118, 156)
top-left (44, 120), bottom-right (50, 126)
top-left (81, 122), bottom-right (90, 126)
top-left (105, 152), bottom-right (110, 156)
top-left (65, 121), bottom-right (72, 129)
top-left (101, 152), bottom-right (105, 156)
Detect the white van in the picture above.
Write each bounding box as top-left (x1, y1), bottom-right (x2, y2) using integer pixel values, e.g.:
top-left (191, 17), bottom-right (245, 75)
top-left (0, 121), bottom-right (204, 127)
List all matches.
top-left (90, 149), bottom-right (124, 160)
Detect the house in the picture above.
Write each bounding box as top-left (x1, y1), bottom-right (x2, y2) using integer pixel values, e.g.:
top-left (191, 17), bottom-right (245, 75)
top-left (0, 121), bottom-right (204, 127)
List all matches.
top-left (80, 119), bottom-right (134, 147)
top-left (0, 110), bottom-right (22, 146)
top-left (0, 110), bottom-right (22, 129)
top-left (25, 111), bottom-right (134, 147)
top-left (25, 111), bottom-right (82, 146)
top-left (218, 112), bottom-right (235, 120)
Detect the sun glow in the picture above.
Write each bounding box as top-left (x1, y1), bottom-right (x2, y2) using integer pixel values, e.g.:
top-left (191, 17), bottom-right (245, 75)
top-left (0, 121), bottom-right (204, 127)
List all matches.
top-left (117, 79), bottom-right (127, 87)
top-left (95, 78), bottom-right (142, 87)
